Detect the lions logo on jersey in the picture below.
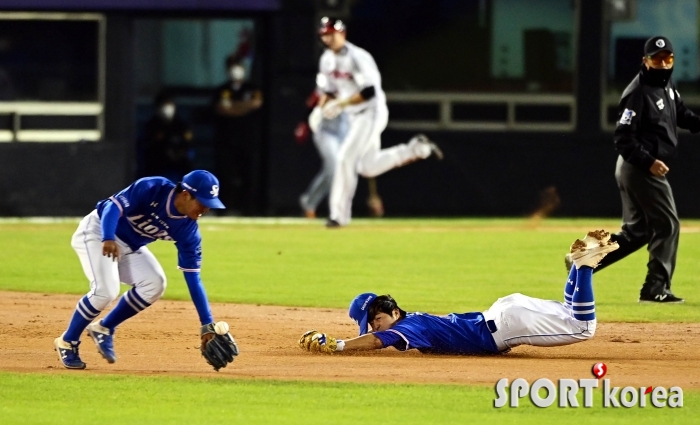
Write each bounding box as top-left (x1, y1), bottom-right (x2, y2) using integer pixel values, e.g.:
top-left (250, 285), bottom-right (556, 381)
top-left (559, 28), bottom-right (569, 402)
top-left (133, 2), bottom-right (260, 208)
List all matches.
top-left (619, 108), bottom-right (636, 125)
top-left (127, 215), bottom-right (173, 241)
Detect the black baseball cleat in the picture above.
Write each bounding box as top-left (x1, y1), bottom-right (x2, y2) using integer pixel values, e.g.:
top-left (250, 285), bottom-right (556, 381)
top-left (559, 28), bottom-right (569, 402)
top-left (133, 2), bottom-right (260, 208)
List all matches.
top-left (325, 219), bottom-right (342, 228)
top-left (412, 134), bottom-right (444, 160)
top-left (638, 289), bottom-right (685, 304)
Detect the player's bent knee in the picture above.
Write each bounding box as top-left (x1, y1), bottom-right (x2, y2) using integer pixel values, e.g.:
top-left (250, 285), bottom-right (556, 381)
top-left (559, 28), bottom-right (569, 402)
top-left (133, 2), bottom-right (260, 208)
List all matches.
top-left (140, 274), bottom-right (167, 303)
top-left (89, 287), bottom-right (121, 310)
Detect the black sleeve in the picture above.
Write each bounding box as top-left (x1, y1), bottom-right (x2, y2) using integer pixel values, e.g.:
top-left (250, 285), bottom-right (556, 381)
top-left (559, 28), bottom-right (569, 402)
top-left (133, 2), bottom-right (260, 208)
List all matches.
top-left (674, 87), bottom-right (700, 133)
top-left (613, 89), bottom-right (656, 170)
top-left (359, 86), bottom-right (376, 101)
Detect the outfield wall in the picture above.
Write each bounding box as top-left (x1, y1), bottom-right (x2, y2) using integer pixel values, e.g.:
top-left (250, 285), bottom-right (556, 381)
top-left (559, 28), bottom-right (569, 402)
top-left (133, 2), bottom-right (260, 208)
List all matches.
top-left (2, 0), bottom-right (700, 218)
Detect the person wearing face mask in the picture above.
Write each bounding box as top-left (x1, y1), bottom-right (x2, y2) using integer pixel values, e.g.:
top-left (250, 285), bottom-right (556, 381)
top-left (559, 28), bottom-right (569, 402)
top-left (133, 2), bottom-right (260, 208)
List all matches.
top-left (564, 36), bottom-right (700, 303)
top-left (142, 92), bottom-right (194, 183)
top-left (212, 56), bottom-right (264, 215)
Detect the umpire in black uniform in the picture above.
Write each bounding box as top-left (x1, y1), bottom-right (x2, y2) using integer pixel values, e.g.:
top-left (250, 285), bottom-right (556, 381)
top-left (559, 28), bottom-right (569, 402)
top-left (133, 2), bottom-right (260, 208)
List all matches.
top-left (594, 36), bottom-right (700, 303)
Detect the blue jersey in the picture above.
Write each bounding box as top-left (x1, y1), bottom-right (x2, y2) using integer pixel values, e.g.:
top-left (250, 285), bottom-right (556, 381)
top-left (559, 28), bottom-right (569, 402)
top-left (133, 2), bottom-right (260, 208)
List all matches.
top-left (373, 312), bottom-right (500, 355)
top-left (96, 177), bottom-right (202, 271)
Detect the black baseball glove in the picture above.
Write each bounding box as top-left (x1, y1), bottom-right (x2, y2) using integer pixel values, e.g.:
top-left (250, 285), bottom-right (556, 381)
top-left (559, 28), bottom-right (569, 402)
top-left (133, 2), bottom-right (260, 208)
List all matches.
top-left (200, 322), bottom-right (239, 371)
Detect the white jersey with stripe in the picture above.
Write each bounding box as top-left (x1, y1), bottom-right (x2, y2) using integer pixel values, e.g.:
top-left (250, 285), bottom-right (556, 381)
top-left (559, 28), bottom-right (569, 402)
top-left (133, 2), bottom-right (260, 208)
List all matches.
top-left (318, 41), bottom-right (386, 114)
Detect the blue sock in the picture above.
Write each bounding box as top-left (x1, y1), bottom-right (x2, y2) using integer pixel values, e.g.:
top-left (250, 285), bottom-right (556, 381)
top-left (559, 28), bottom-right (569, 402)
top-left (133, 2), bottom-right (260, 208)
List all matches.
top-left (572, 266), bottom-right (595, 321)
top-left (101, 288), bottom-right (151, 332)
top-left (564, 265), bottom-right (577, 308)
top-left (64, 296), bottom-right (101, 342)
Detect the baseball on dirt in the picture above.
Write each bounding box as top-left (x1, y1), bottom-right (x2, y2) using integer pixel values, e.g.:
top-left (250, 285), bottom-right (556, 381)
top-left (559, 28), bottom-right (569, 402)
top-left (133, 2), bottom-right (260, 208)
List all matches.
top-left (214, 321), bottom-right (229, 335)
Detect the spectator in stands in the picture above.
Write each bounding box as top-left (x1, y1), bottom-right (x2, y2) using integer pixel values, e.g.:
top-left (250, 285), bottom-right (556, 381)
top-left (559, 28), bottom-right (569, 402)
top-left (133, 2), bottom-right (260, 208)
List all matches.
top-left (212, 56), bottom-right (264, 215)
top-left (143, 92), bottom-right (194, 183)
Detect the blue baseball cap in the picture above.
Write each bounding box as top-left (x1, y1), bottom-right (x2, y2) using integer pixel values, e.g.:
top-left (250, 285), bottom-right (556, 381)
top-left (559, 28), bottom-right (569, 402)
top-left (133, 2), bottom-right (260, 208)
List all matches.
top-left (348, 292), bottom-right (377, 336)
top-left (181, 170), bottom-right (226, 209)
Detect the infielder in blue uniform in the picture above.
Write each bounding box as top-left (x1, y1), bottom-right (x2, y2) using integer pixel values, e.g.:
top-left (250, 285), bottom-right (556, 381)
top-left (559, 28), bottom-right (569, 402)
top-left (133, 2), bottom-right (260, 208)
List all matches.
top-left (54, 170), bottom-right (237, 370)
top-left (300, 230), bottom-right (618, 355)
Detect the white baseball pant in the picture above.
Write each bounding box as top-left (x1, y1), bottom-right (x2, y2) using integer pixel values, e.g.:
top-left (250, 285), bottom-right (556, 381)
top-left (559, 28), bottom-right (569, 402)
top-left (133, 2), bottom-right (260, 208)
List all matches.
top-left (329, 104), bottom-right (431, 225)
top-left (482, 293), bottom-right (596, 352)
top-left (71, 210), bottom-right (167, 312)
top-left (300, 115), bottom-right (348, 212)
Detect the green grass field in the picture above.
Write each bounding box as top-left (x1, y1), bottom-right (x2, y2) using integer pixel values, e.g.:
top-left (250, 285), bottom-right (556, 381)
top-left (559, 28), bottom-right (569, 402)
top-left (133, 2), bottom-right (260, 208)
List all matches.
top-left (1, 218), bottom-right (698, 423)
top-left (1, 373), bottom-right (696, 425)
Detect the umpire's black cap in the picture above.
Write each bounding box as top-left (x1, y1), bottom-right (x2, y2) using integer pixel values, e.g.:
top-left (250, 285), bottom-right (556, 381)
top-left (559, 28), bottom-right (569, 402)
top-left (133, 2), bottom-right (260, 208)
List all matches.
top-left (644, 36), bottom-right (673, 56)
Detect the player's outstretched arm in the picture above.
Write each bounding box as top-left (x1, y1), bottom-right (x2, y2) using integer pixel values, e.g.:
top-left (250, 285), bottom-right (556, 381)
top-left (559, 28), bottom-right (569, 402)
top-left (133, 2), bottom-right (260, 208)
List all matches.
top-left (343, 333), bottom-right (384, 351)
top-left (299, 330), bottom-right (383, 354)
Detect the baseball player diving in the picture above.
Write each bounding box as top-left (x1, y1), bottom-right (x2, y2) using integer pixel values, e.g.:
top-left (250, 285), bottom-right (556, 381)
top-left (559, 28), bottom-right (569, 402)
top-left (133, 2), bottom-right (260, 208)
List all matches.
top-left (316, 17), bottom-right (443, 227)
top-left (300, 230), bottom-right (618, 355)
top-left (54, 170), bottom-right (238, 371)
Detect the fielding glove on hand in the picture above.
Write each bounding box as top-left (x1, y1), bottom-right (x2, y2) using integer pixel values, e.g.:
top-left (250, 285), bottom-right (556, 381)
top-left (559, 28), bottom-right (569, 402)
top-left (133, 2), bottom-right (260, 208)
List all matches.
top-left (299, 330), bottom-right (319, 350)
top-left (299, 330), bottom-right (338, 354)
top-left (200, 322), bottom-right (239, 371)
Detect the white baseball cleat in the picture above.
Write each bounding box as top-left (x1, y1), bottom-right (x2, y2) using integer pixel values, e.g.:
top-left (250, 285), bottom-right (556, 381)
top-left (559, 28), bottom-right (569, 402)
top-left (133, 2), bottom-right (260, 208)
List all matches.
top-left (582, 229), bottom-right (611, 246)
top-left (409, 134), bottom-right (443, 160)
top-left (569, 229), bottom-right (619, 269)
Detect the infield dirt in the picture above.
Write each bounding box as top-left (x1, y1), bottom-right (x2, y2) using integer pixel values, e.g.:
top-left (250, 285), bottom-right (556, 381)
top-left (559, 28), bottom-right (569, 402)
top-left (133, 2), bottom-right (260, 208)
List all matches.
top-left (1, 291), bottom-right (698, 388)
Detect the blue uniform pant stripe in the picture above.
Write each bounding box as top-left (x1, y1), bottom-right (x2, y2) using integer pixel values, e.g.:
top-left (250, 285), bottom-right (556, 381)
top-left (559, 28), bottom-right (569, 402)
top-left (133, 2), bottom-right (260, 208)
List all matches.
top-left (563, 265), bottom-right (577, 307)
top-left (127, 288), bottom-right (151, 310)
top-left (79, 296), bottom-right (100, 316)
top-left (123, 291), bottom-right (146, 312)
top-left (572, 266), bottom-right (595, 321)
top-left (101, 290), bottom-right (151, 331)
top-left (76, 304), bottom-right (97, 321)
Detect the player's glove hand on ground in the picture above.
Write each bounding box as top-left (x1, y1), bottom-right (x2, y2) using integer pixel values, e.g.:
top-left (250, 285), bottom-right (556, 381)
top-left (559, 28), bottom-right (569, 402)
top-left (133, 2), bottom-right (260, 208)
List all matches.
top-left (299, 330), bottom-right (337, 354)
top-left (200, 322), bottom-right (239, 371)
top-left (322, 100), bottom-right (343, 120)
